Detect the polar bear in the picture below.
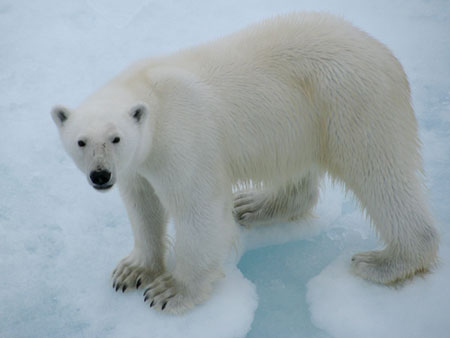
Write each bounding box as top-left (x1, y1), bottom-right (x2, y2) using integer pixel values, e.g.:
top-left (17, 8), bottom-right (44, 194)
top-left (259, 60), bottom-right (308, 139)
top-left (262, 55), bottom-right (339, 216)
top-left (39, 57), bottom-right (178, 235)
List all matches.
top-left (51, 12), bottom-right (439, 313)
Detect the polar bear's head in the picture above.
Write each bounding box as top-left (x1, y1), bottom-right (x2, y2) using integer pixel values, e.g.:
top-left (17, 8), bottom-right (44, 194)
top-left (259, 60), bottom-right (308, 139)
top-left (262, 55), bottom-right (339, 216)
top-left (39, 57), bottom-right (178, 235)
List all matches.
top-left (51, 100), bottom-right (150, 191)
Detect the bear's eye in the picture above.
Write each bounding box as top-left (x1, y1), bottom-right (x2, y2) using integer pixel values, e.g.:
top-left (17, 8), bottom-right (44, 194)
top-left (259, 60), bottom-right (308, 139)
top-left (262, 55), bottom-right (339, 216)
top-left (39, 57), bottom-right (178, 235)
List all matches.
top-left (112, 137), bottom-right (121, 144)
top-left (78, 140), bottom-right (86, 147)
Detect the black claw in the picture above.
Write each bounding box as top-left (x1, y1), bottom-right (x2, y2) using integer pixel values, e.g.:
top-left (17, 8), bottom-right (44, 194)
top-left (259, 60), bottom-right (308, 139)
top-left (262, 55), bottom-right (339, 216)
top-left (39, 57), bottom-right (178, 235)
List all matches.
top-left (162, 302), bottom-right (167, 310)
top-left (144, 295), bottom-right (148, 302)
top-left (351, 257), bottom-right (355, 261)
top-left (136, 279), bottom-right (141, 289)
top-left (144, 287), bottom-right (150, 296)
top-left (115, 284), bottom-right (120, 292)
top-left (122, 285), bottom-right (127, 293)
top-left (150, 300), bottom-right (155, 308)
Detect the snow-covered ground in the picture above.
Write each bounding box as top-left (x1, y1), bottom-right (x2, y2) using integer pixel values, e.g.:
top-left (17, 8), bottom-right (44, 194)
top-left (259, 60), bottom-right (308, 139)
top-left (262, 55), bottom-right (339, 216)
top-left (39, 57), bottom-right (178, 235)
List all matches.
top-left (1, 1), bottom-right (449, 337)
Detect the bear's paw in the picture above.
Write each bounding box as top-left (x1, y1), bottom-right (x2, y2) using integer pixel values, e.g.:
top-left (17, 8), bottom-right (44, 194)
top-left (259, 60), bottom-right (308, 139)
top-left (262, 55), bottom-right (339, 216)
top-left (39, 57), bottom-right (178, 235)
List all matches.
top-left (351, 250), bottom-right (429, 284)
top-left (143, 272), bottom-right (210, 314)
top-left (111, 254), bottom-right (162, 292)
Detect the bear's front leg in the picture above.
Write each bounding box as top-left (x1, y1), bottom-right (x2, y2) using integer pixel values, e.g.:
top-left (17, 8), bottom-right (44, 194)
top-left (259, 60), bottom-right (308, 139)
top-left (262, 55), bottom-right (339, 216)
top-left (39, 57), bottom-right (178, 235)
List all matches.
top-left (143, 185), bottom-right (236, 314)
top-left (112, 176), bottom-right (168, 292)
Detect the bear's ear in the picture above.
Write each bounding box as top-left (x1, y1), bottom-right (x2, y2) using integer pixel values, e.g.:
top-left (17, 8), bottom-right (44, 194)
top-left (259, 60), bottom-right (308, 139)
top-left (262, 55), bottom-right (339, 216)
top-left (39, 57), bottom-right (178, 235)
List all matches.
top-left (51, 105), bottom-right (71, 127)
top-left (129, 102), bottom-right (148, 124)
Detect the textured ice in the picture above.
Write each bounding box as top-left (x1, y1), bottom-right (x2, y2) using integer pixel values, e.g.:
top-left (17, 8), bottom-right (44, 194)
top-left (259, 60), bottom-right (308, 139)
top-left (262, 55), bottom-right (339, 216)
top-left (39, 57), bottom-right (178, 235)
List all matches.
top-left (1, 0), bottom-right (449, 337)
top-left (307, 235), bottom-right (450, 338)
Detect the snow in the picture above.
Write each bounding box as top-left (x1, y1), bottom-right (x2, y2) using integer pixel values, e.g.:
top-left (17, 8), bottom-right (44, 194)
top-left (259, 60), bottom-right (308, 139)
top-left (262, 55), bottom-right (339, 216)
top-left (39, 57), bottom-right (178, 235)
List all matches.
top-left (307, 237), bottom-right (450, 338)
top-left (1, 0), bottom-right (449, 337)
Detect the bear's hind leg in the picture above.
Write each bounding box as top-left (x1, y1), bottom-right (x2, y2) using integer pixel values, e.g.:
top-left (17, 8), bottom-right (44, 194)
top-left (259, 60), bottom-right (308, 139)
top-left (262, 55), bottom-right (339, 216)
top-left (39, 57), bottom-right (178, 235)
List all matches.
top-left (349, 171), bottom-right (439, 283)
top-left (328, 148), bottom-right (439, 284)
top-left (233, 170), bottom-right (320, 226)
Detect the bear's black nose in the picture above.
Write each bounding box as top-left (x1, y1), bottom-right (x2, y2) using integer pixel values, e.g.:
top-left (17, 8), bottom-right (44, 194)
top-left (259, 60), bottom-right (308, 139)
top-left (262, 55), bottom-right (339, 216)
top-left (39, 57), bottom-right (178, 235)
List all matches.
top-left (90, 169), bottom-right (111, 186)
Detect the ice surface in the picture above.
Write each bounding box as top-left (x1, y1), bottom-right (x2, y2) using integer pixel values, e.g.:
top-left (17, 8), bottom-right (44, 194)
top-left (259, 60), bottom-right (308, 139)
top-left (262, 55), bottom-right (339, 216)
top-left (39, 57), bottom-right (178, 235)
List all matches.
top-left (1, 0), bottom-right (449, 337)
top-left (307, 234), bottom-right (450, 338)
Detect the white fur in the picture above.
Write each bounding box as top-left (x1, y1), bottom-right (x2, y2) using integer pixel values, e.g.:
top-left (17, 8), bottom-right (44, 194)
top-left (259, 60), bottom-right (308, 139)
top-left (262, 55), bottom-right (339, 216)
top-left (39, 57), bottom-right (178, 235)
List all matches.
top-left (52, 12), bottom-right (439, 313)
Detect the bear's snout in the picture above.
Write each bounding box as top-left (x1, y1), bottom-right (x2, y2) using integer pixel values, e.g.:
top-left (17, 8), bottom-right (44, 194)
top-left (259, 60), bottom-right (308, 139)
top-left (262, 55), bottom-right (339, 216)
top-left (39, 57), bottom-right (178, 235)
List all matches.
top-left (89, 169), bottom-right (113, 190)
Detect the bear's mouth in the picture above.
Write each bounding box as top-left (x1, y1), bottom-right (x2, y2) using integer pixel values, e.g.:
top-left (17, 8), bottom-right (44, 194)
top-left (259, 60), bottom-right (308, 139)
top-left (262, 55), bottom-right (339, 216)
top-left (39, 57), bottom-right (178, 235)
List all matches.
top-left (93, 184), bottom-right (114, 191)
